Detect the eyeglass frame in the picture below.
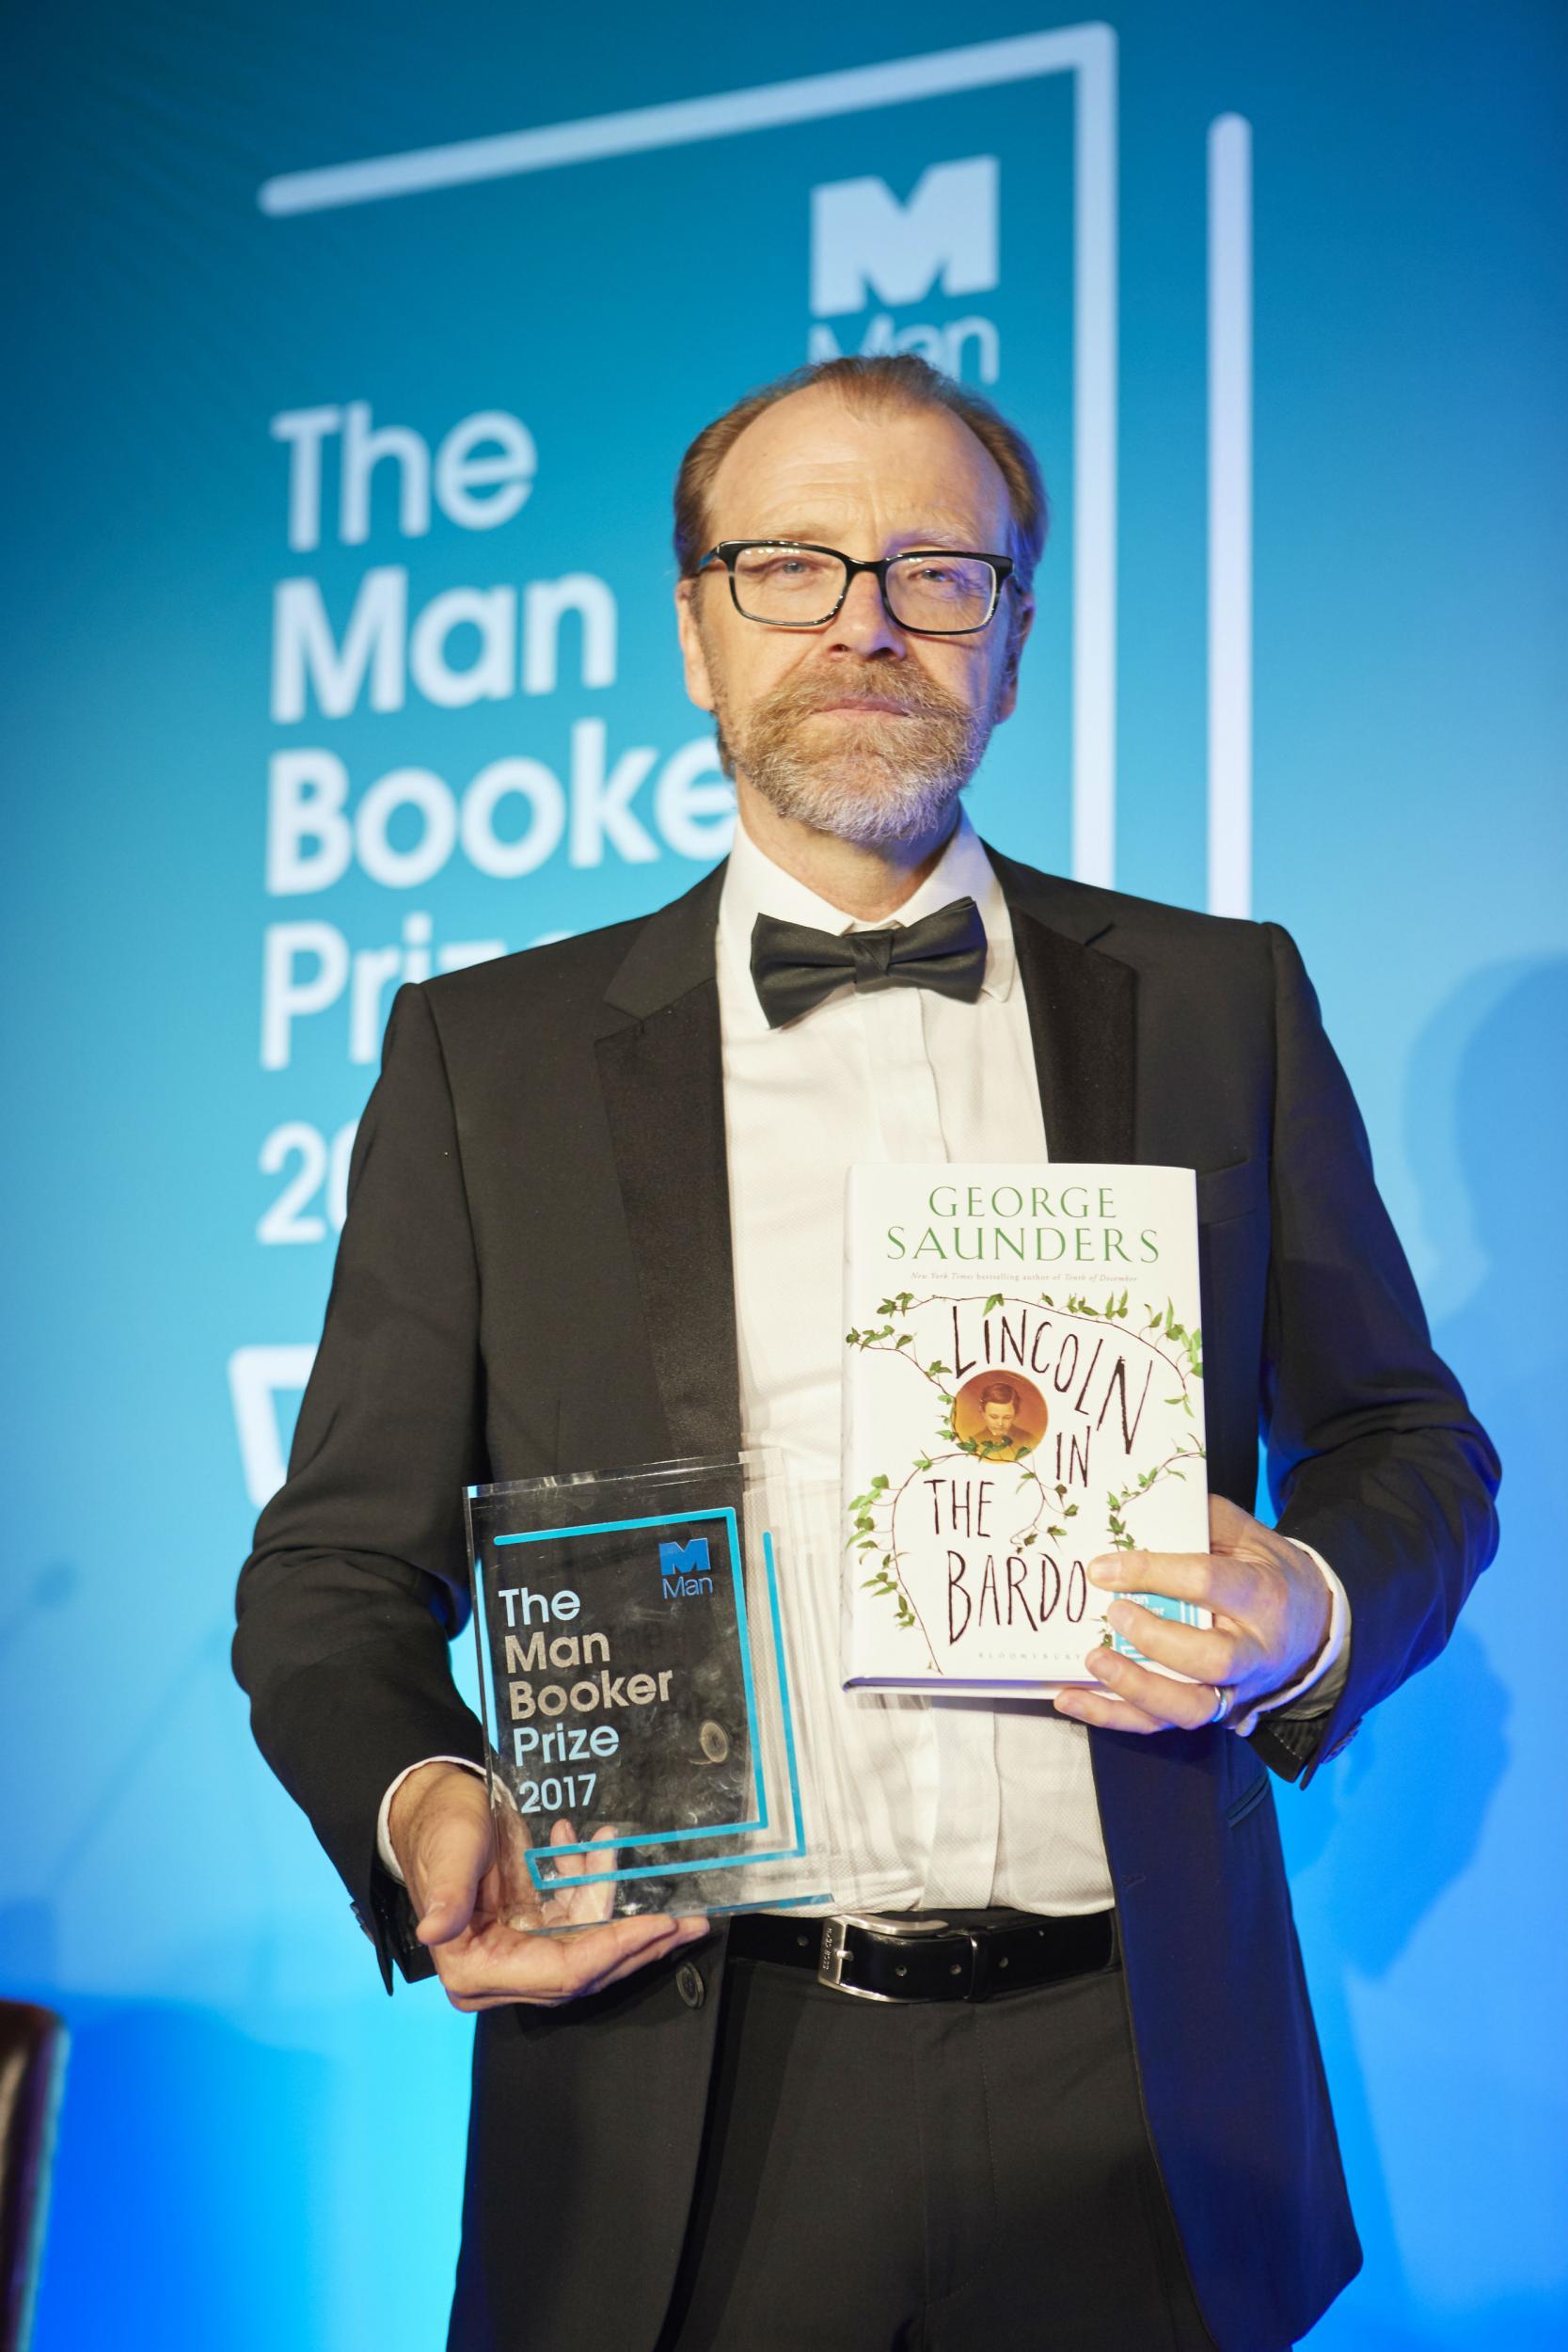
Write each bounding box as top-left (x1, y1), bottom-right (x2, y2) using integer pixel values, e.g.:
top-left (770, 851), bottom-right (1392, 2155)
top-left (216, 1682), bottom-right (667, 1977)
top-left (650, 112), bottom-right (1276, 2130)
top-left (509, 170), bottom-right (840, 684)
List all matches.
top-left (689, 539), bottom-right (1018, 636)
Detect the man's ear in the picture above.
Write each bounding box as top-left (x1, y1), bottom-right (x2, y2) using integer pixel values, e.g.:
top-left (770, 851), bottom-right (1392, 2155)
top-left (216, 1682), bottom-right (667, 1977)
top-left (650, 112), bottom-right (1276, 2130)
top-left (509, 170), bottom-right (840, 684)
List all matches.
top-left (674, 578), bottom-right (716, 713)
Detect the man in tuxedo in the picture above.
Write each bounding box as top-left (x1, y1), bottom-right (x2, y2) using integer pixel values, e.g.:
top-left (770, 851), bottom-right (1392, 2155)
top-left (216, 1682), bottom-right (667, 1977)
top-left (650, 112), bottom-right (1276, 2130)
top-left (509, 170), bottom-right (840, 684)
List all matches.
top-left (234, 354), bottom-right (1499, 2352)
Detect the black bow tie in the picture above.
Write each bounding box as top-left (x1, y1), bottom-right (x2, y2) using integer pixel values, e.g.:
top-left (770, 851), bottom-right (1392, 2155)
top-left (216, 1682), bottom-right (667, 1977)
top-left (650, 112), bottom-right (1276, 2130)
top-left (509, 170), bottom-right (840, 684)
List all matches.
top-left (750, 896), bottom-right (989, 1030)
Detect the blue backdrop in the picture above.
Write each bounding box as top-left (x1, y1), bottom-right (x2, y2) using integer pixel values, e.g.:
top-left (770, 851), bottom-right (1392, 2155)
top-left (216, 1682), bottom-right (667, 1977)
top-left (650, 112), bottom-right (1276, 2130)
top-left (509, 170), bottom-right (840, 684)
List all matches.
top-left (4, 5), bottom-right (1563, 2345)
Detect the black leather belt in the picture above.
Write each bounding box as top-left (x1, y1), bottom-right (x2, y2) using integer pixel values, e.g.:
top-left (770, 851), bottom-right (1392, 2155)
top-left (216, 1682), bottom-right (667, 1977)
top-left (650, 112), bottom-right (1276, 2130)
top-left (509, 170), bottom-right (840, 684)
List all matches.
top-left (725, 1906), bottom-right (1118, 2003)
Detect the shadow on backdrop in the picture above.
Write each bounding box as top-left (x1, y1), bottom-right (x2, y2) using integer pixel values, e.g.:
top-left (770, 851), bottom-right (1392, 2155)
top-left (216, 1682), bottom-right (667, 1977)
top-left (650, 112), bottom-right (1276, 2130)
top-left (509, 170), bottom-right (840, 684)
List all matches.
top-left (1292, 957), bottom-right (1564, 2348)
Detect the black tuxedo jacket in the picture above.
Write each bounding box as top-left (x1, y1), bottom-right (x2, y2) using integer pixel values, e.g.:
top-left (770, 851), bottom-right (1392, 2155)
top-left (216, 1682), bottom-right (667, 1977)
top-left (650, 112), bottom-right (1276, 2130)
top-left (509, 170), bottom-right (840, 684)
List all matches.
top-left (234, 844), bottom-right (1499, 2352)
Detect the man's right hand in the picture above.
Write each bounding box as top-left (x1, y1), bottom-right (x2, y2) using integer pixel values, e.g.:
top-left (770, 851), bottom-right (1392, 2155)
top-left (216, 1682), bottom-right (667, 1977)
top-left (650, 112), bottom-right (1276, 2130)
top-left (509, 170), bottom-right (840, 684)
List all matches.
top-left (386, 1760), bottom-right (706, 2012)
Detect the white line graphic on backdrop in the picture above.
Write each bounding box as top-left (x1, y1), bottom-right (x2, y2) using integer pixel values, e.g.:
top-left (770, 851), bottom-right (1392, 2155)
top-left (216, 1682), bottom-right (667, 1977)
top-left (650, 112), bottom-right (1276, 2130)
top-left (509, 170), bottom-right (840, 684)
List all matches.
top-left (246, 39), bottom-right (1259, 1502)
top-left (230, 1345), bottom-right (318, 1508)
top-left (258, 27), bottom-right (1119, 894)
top-left (1208, 113), bottom-right (1252, 919)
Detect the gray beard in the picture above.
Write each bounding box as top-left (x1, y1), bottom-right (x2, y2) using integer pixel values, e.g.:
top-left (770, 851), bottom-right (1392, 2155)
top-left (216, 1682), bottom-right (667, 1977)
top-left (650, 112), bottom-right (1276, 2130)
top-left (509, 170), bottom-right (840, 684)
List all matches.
top-left (743, 744), bottom-right (971, 851)
top-left (713, 675), bottom-right (1000, 852)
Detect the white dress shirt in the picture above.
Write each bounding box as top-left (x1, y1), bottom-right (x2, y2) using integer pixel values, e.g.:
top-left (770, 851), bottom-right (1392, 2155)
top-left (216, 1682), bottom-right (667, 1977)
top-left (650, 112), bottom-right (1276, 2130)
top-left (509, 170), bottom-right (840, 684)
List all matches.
top-left (377, 807), bottom-right (1350, 1897)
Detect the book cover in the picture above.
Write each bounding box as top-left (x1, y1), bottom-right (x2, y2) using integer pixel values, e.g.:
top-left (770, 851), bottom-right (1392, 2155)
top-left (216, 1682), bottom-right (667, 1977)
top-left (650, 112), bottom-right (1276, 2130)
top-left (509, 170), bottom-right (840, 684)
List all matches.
top-left (842, 1165), bottom-right (1212, 1691)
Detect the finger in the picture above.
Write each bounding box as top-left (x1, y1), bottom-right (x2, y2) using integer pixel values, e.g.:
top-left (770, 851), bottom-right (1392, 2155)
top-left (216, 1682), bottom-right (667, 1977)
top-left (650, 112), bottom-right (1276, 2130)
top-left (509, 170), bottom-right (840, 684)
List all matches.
top-left (439, 1920), bottom-right (703, 2012)
top-left (515, 1818), bottom-right (593, 1925)
top-left (477, 1845), bottom-right (546, 1935)
top-left (535, 1819), bottom-right (622, 1927)
top-left (540, 1816), bottom-right (621, 1883)
top-left (1207, 1492), bottom-right (1253, 1544)
top-left (413, 1810), bottom-right (494, 1946)
top-left (548, 1913), bottom-right (699, 1997)
top-left (1101, 1598), bottom-right (1254, 1688)
top-left (581, 1919), bottom-right (708, 1998)
top-left (1086, 1547), bottom-right (1257, 1617)
top-left (1052, 1686), bottom-right (1170, 1735)
top-left (533, 1816), bottom-right (583, 1883)
top-left (1081, 1643), bottom-right (1222, 1730)
top-left (483, 1807), bottom-right (545, 1931)
top-left (435, 1910), bottom-right (689, 2005)
top-left (584, 1824), bottom-right (620, 1923)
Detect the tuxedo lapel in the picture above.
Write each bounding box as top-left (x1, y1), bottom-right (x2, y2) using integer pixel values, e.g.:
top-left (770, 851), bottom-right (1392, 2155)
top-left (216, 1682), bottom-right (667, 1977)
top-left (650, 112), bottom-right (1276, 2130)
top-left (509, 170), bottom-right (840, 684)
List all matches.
top-left (588, 841), bottom-right (1136, 1457)
top-left (991, 860), bottom-right (1138, 1164)
top-left (594, 865), bottom-right (741, 1457)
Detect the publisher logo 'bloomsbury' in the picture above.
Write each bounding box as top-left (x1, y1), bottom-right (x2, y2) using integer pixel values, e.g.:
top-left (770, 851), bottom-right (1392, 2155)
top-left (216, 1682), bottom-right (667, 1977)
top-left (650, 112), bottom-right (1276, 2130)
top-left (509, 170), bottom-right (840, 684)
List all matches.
top-left (808, 156), bottom-right (1001, 385)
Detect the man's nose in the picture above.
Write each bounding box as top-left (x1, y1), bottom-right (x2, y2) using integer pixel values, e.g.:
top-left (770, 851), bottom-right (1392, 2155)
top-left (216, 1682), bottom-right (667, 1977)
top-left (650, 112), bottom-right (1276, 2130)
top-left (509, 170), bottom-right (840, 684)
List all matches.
top-left (825, 564), bottom-right (906, 656)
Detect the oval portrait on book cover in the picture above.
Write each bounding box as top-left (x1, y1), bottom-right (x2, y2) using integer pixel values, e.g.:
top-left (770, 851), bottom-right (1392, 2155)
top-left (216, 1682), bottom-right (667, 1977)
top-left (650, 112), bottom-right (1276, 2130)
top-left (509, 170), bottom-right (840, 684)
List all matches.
top-left (954, 1373), bottom-right (1048, 1462)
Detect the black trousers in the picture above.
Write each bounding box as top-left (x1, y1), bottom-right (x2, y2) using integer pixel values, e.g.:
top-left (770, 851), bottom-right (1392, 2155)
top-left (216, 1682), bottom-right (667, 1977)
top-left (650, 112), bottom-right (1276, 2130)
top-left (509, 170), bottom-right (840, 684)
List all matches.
top-left (657, 1919), bottom-right (1231, 2352)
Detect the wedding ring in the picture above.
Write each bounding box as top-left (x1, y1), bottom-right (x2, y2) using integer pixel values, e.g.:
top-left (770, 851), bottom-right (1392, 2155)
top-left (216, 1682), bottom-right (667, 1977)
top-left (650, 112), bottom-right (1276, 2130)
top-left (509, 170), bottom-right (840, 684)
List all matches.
top-left (1206, 1684), bottom-right (1233, 1725)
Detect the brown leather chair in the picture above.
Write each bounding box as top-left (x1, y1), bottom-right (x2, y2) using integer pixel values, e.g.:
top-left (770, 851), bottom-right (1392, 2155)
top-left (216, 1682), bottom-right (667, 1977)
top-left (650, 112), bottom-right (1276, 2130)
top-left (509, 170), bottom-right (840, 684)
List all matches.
top-left (0, 2005), bottom-right (67, 2352)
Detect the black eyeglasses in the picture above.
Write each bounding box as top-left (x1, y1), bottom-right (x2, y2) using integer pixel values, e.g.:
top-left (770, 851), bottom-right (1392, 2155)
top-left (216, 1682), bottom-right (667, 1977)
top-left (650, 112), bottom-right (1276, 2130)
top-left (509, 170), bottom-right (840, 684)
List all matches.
top-left (692, 540), bottom-right (1016, 635)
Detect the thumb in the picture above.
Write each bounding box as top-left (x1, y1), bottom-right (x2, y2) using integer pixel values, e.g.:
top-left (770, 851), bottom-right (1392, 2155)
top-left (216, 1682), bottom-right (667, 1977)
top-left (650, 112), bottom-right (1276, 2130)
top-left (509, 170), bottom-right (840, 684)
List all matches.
top-left (1207, 1491), bottom-right (1250, 1547)
top-left (411, 1800), bottom-right (493, 1947)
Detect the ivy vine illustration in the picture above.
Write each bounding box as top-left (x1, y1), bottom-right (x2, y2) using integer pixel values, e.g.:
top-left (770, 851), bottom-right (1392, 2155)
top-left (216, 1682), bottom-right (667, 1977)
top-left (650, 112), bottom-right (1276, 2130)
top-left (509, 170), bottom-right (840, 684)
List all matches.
top-left (846, 1288), bottom-right (1207, 1652)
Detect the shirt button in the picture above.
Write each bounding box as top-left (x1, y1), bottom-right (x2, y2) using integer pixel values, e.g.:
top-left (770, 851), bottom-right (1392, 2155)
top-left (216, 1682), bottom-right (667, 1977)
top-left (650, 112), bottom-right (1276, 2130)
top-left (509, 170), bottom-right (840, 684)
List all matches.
top-left (675, 1961), bottom-right (705, 2010)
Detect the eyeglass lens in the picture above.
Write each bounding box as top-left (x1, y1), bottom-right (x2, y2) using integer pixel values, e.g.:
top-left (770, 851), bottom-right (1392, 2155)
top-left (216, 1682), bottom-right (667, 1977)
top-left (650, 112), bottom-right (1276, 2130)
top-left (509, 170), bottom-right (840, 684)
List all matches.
top-left (731, 547), bottom-right (996, 631)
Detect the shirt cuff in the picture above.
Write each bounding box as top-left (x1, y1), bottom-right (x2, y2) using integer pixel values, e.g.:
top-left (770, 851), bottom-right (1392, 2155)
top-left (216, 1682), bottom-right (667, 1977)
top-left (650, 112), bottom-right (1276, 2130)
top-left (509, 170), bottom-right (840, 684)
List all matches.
top-left (1227, 1542), bottom-right (1351, 1739)
top-left (376, 1756), bottom-right (486, 1884)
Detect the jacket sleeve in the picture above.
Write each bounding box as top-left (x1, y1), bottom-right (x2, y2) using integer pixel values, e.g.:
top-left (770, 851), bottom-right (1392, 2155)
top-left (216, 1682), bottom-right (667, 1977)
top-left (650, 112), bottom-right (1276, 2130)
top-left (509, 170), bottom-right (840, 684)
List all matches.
top-left (233, 981), bottom-right (489, 1988)
top-left (1243, 923), bottom-right (1501, 1787)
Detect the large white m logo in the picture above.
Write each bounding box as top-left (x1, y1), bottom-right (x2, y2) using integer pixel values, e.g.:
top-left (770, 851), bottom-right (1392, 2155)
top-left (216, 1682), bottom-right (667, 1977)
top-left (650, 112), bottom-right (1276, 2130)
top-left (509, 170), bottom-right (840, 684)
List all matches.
top-left (810, 155), bottom-right (999, 318)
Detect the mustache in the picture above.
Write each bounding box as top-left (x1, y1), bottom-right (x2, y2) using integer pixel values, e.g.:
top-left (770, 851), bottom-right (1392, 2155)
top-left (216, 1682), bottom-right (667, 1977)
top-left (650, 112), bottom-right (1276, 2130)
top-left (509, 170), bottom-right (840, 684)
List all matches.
top-left (772, 670), bottom-right (970, 722)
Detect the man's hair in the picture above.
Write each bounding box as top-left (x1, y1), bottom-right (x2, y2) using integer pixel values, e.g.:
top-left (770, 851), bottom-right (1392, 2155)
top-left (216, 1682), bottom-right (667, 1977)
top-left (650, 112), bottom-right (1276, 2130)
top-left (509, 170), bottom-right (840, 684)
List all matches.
top-left (672, 355), bottom-right (1050, 599)
top-left (979, 1380), bottom-right (1020, 1407)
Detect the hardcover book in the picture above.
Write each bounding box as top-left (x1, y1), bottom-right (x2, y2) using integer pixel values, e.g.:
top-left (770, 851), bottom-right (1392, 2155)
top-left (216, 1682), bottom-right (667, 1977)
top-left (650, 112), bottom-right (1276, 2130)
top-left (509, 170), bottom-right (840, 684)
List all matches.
top-left (842, 1164), bottom-right (1212, 1692)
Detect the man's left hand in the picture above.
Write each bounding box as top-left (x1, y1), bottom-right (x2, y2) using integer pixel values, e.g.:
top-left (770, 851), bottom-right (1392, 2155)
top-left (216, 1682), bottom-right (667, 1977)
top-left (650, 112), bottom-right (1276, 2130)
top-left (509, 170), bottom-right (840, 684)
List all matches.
top-left (1051, 1494), bottom-right (1332, 1734)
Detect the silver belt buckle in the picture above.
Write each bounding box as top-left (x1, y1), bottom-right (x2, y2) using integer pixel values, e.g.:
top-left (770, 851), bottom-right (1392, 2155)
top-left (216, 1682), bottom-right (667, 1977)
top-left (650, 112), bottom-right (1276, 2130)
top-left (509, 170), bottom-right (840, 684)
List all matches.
top-left (817, 1912), bottom-right (953, 2002)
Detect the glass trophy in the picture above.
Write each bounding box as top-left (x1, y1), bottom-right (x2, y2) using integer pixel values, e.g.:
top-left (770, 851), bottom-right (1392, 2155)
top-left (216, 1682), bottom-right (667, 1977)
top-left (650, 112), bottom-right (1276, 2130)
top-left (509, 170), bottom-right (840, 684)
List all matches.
top-left (466, 1449), bottom-right (837, 1930)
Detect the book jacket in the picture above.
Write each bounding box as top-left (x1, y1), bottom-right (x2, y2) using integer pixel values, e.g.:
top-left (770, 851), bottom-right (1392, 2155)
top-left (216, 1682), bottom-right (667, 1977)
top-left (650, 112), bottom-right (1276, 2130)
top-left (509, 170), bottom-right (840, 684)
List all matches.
top-left (842, 1164), bottom-right (1211, 1691)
